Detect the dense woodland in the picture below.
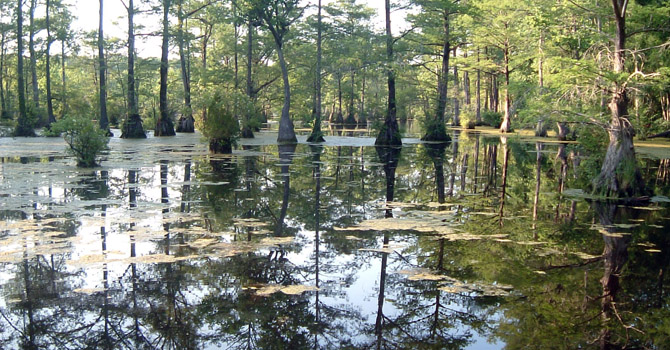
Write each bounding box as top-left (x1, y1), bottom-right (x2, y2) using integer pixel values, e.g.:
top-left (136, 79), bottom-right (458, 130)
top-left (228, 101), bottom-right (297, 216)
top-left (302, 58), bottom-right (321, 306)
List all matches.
top-left (0, 0), bottom-right (669, 196)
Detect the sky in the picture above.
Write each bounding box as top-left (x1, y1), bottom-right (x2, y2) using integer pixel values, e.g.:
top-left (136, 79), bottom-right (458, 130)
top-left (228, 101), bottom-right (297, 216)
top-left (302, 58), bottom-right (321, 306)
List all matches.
top-left (70, 0), bottom-right (399, 57)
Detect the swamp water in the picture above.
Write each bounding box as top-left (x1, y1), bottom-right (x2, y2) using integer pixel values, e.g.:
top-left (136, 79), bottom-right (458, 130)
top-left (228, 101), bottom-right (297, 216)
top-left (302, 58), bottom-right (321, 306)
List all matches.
top-left (1, 129), bottom-right (670, 349)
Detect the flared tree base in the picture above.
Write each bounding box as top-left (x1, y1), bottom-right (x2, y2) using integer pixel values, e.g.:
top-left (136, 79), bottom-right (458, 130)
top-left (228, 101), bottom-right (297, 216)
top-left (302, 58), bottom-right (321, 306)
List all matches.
top-left (591, 133), bottom-right (650, 201)
top-left (241, 126), bottom-right (255, 139)
top-left (155, 118), bottom-right (176, 137)
top-left (13, 124), bottom-right (36, 137)
top-left (176, 116), bottom-right (195, 133)
top-left (121, 114), bottom-right (147, 139)
top-left (375, 120), bottom-right (402, 146)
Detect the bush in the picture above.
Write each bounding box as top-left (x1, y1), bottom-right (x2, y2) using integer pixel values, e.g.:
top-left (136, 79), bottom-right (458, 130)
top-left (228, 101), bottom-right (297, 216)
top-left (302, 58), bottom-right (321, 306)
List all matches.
top-left (481, 110), bottom-right (502, 128)
top-left (202, 97), bottom-right (240, 153)
top-left (460, 111), bottom-right (476, 129)
top-left (49, 115), bottom-right (110, 167)
top-left (420, 115), bottom-right (450, 142)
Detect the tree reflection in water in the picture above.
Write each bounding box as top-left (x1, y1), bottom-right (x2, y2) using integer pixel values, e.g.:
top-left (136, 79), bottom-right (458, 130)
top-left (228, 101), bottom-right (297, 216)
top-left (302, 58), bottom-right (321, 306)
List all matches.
top-left (0, 134), bottom-right (669, 348)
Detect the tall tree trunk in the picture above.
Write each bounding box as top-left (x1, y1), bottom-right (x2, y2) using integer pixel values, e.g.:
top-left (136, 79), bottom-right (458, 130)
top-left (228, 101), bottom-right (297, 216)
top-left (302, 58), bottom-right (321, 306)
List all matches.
top-left (476, 48), bottom-right (481, 124)
top-left (45, 0), bottom-right (55, 126)
top-left (0, 29), bottom-right (5, 119)
top-left (463, 50), bottom-right (470, 105)
top-left (200, 23), bottom-right (211, 124)
top-left (61, 39), bottom-right (66, 118)
top-left (28, 0), bottom-right (39, 113)
top-left (308, 0), bottom-right (325, 142)
top-left (452, 48), bottom-right (460, 126)
top-left (592, 0), bottom-right (646, 198)
top-left (345, 70), bottom-right (356, 125)
top-left (500, 37), bottom-right (512, 133)
top-left (375, 0), bottom-right (401, 146)
top-left (538, 31), bottom-right (544, 89)
top-left (358, 66), bottom-right (367, 127)
top-left (233, 1), bottom-right (239, 90)
top-left (15, 0), bottom-right (35, 136)
top-left (175, 0), bottom-right (194, 132)
top-left (155, 0), bottom-right (175, 136)
top-left (242, 18), bottom-right (254, 138)
top-left (423, 10), bottom-right (450, 141)
top-left (121, 0), bottom-right (146, 138)
top-left (98, 0), bottom-right (109, 132)
top-left (273, 35), bottom-right (297, 144)
top-left (336, 73), bottom-right (343, 123)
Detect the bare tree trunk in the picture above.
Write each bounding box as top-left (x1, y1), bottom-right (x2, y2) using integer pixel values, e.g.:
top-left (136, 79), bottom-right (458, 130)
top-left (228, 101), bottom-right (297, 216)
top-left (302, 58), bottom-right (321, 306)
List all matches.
top-left (476, 48), bottom-right (481, 125)
top-left (423, 10), bottom-right (450, 141)
top-left (98, 0), bottom-right (109, 132)
top-left (121, 0), bottom-right (146, 138)
top-left (0, 29), bottom-right (6, 119)
top-left (358, 66), bottom-right (367, 127)
top-left (345, 71), bottom-right (357, 125)
top-left (274, 38), bottom-right (297, 143)
top-left (538, 31), bottom-right (544, 88)
top-left (61, 39), bottom-right (67, 118)
top-left (28, 0), bottom-right (39, 113)
top-left (308, 0), bottom-right (325, 142)
top-left (176, 0), bottom-right (194, 133)
top-left (500, 38), bottom-right (512, 133)
top-left (15, 0), bottom-right (35, 136)
top-left (334, 73), bottom-right (343, 124)
top-left (242, 18), bottom-right (254, 138)
top-left (155, 0), bottom-right (175, 136)
top-left (453, 49), bottom-right (460, 127)
top-left (200, 23), bottom-right (212, 124)
top-left (375, 0), bottom-right (401, 146)
top-left (45, 0), bottom-right (55, 126)
top-left (463, 50), bottom-right (470, 106)
top-left (592, 0), bottom-right (646, 198)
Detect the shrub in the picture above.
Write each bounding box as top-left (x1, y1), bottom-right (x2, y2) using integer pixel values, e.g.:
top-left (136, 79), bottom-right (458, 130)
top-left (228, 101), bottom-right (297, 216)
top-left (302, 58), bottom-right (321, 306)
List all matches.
top-left (202, 97), bottom-right (240, 153)
top-left (49, 115), bottom-right (110, 167)
top-left (460, 111), bottom-right (476, 129)
top-left (420, 114), bottom-right (450, 142)
top-left (481, 110), bottom-right (502, 128)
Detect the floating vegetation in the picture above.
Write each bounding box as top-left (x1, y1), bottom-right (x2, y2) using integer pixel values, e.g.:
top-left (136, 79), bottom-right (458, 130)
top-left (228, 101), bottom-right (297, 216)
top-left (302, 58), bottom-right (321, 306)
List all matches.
top-left (396, 268), bottom-right (455, 282)
top-left (437, 277), bottom-right (514, 297)
top-left (73, 288), bottom-right (106, 295)
top-left (360, 244), bottom-right (406, 254)
top-left (246, 284), bottom-right (319, 296)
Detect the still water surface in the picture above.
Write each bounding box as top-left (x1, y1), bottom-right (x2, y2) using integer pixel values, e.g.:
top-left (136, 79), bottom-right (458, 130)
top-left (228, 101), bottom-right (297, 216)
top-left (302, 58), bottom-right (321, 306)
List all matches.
top-left (0, 129), bottom-right (669, 349)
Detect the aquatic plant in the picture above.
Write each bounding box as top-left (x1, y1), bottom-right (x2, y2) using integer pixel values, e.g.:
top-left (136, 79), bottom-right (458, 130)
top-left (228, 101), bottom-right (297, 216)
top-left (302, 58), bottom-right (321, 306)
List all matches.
top-left (48, 115), bottom-right (110, 167)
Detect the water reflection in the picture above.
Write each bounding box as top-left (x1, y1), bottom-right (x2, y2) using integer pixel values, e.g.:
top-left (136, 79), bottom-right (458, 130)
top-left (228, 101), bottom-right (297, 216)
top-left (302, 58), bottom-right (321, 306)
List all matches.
top-left (0, 133), bottom-right (669, 348)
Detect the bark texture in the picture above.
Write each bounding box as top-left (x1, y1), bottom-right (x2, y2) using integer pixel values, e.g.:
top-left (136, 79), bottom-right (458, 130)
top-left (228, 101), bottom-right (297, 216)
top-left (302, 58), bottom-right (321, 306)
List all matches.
top-left (14, 0), bottom-right (35, 137)
top-left (307, 0), bottom-right (325, 143)
top-left (375, 0), bottom-right (401, 146)
top-left (591, 0), bottom-right (647, 198)
top-left (121, 0), bottom-right (146, 138)
top-left (155, 0), bottom-right (175, 136)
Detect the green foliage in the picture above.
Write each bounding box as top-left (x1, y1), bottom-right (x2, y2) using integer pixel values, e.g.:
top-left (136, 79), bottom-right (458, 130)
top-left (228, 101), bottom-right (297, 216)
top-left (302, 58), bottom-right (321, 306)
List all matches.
top-left (574, 125), bottom-right (607, 189)
top-left (202, 96), bottom-right (240, 153)
top-left (48, 115), bottom-right (110, 167)
top-left (460, 110), bottom-right (476, 129)
top-left (481, 110), bottom-right (502, 128)
top-left (420, 114), bottom-right (449, 142)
